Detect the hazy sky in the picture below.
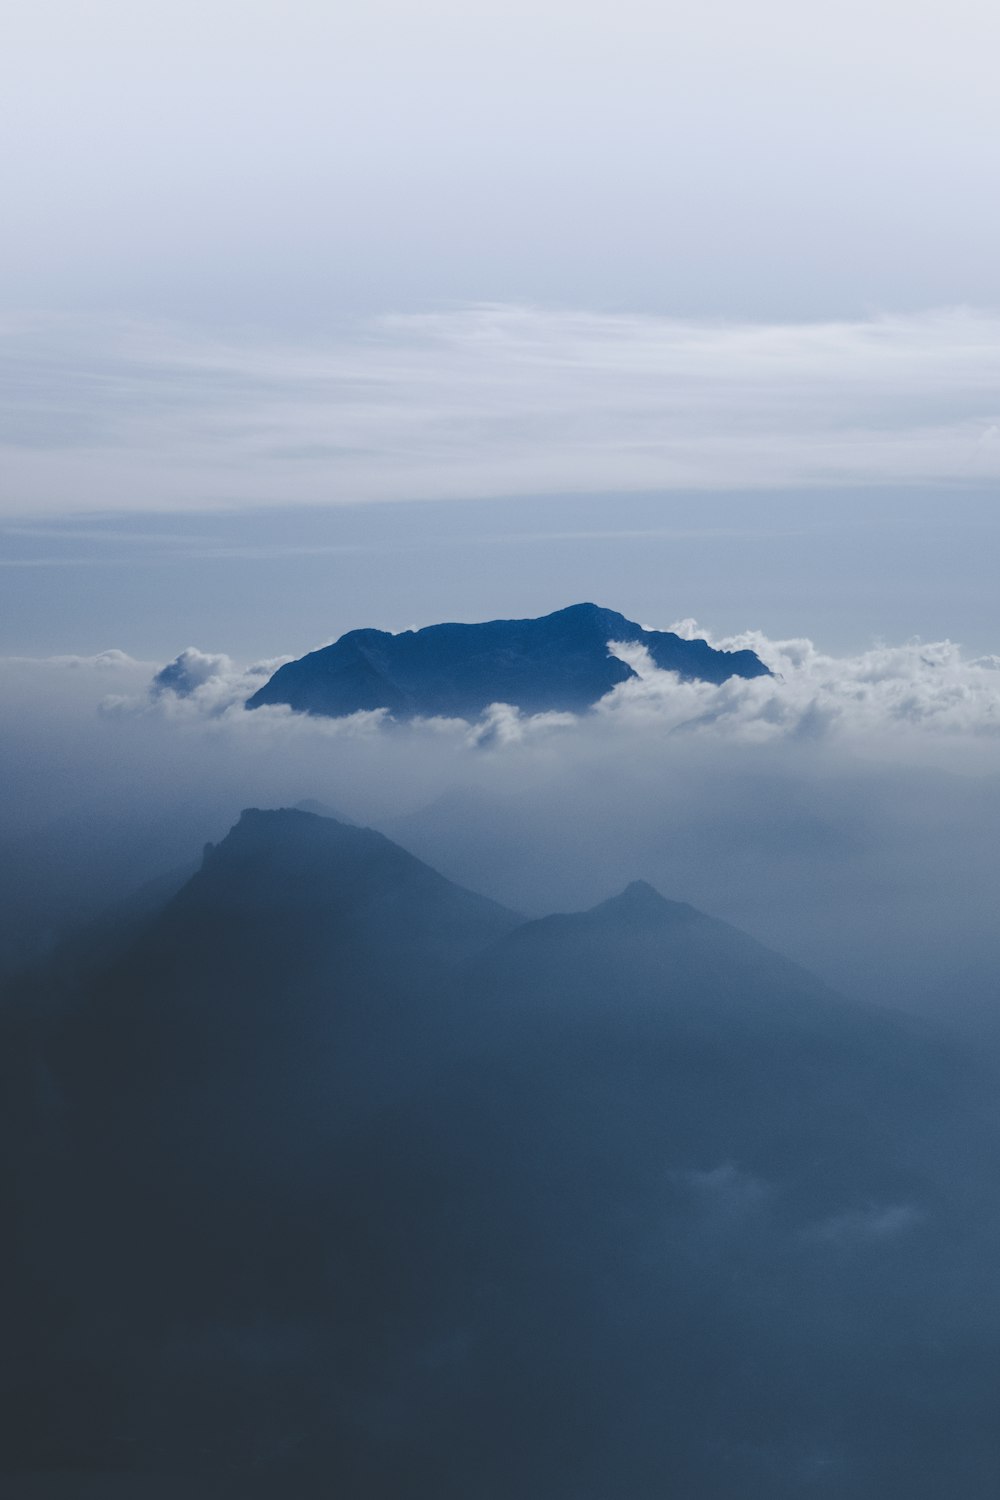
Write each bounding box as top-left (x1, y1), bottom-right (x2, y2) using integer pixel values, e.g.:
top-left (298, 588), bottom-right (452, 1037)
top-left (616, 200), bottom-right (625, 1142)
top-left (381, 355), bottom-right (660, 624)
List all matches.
top-left (4, 492), bottom-right (1000, 661)
top-left (3, 0), bottom-right (999, 654)
top-left (6, 0), bottom-right (1000, 324)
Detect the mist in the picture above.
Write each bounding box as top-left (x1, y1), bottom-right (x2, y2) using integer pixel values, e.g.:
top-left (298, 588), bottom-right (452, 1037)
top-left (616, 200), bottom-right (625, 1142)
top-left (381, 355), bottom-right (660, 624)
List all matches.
top-left (5, 621), bottom-right (1000, 1496)
top-left (3, 626), bottom-right (998, 1024)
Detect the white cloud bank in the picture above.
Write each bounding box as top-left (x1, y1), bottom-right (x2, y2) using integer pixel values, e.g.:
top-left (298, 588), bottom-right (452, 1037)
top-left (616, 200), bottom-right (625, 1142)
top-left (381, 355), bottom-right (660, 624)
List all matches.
top-left (601, 629), bottom-right (1000, 743)
top-left (3, 305), bottom-right (1000, 516)
top-left (131, 624), bottom-right (1000, 748)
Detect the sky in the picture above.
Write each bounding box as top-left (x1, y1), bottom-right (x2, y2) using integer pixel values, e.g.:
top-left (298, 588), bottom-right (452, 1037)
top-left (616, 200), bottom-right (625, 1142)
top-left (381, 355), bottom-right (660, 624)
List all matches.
top-left (5, 0), bottom-right (1000, 326)
top-left (3, 0), bottom-right (999, 660)
top-left (3, 491), bottom-right (1000, 662)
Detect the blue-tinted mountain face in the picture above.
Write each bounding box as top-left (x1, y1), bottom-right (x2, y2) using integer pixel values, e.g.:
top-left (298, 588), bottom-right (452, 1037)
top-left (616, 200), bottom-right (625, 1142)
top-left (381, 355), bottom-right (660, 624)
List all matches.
top-left (245, 602), bottom-right (770, 719)
top-left (5, 808), bottom-right (999, 1497)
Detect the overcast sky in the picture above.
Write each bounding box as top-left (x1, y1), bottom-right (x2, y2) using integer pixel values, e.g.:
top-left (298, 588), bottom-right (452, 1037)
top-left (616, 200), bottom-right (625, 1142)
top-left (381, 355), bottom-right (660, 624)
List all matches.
top-left (3, 0), bottom-right (999, 654)
top-left (6, 0), bottom-right (1000, 324)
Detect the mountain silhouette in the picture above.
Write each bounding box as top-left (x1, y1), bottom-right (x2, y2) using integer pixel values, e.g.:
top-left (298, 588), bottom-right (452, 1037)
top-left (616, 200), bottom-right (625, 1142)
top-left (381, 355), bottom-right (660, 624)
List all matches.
top-left (58, 808), bottom-right (519, 1153)
top-left (3, 808), bottom-right (998, 1498)
top-left (245, 602), bottom-right (770, 720)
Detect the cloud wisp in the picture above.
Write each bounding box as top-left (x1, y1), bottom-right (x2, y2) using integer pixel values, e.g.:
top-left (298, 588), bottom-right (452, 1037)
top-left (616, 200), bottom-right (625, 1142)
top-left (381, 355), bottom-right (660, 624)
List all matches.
top-left (3, 305), bottom-right (1000, 517)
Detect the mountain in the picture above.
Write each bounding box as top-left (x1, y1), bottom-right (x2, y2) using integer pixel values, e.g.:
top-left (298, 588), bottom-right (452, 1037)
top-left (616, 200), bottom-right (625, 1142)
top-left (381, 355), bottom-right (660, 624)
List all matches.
top-left (4, 809), bottom-right (1000, 1498)
top-left (460, 879), bottom-right (963, 1200)
top-left (293, 797), bottom-right (355, 822)
top-left (245, 602), bottom-right (770, 720)
top-left (60, 807), bottom-right (520, 1145)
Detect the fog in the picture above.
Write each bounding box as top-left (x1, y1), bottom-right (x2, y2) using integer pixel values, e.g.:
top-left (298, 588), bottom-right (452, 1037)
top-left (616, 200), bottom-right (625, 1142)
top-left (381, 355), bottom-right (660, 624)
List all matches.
top-left (5, 625), bottom-right (1000, 1496)
top-left (3, 625), bottom-right (998, 1022)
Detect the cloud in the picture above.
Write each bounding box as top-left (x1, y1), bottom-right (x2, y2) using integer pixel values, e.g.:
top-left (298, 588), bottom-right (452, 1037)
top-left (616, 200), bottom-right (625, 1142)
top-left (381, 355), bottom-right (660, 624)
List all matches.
top-left (3, 306), bottom-right (1000, 516)
top-left (3, 618), bottom-right (1000, 1011)
top-left (463, 703), bottom-right (578, 749)
top-left (132, 624), bottom-right (1000, 747)
top-left (803, 1203), bottom-right (925, 1249)
top-left (150, 648), bottom-right (234, 699)
top-left (2, 648), bottom-right (143, 670)
top-left (669, 1163), bottom-right (775, 1233)
top-left (136, 648), bottom-right (291, 717)
top-left (601, 629), bottom-right (1000, 742)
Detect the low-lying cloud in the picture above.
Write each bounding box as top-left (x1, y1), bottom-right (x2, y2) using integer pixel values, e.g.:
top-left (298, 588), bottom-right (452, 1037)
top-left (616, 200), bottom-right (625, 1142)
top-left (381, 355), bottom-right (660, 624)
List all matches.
top-left (4, 305), bottom-right (1000, 516)
top-left (145, 647), bottom-right (289, 716)
top-left (136, 622), bottom-right (1000, 746)
top-left (2, 622), bottom-right (999, 1020)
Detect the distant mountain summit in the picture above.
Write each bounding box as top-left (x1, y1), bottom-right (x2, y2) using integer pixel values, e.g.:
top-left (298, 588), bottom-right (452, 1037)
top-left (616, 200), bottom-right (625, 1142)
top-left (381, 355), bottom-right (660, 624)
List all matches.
top-left (245, 602), bottom-right (770, 720)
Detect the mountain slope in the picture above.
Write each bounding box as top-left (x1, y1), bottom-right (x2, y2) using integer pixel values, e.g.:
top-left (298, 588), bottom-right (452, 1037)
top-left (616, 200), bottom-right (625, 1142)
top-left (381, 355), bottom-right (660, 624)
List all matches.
top-left (459, 879), bottom-right (968, 1196)
top-left (245, 602), bottom-right (770, 719)
top-left (4, 813), bottom-right (1000, 1498)
top-left (60, 807), bottom-right (520, 1150)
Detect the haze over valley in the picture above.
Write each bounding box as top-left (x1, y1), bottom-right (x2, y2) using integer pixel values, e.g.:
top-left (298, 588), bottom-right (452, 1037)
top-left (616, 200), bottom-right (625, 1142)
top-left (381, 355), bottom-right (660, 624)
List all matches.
top-left (4, 797), bottom-right (1000, 1496)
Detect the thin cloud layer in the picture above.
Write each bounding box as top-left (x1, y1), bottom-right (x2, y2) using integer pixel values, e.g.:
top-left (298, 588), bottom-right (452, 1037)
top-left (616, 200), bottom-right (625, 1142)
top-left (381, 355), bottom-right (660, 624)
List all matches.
top-left (3, 305), bottom-right (1000, 516)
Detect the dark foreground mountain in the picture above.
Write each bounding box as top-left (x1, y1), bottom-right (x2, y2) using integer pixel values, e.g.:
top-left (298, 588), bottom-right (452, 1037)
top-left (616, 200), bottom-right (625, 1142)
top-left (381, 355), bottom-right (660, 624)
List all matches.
top-left (245, 602), bottom-right (770, 719)
top-left (3, 809), bottom-right (1000, 1498)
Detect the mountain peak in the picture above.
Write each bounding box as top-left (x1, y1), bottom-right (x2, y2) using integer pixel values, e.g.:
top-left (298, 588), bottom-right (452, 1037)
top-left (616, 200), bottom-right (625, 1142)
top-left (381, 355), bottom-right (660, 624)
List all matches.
top-left (174, 805), bottom-right (519, 963)
top-left (620, 878), bottom-right (667, 904)
top-left (593, 880), bottom-right (696, 922)
top-left (245, 604), bottom-right (769, 720)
